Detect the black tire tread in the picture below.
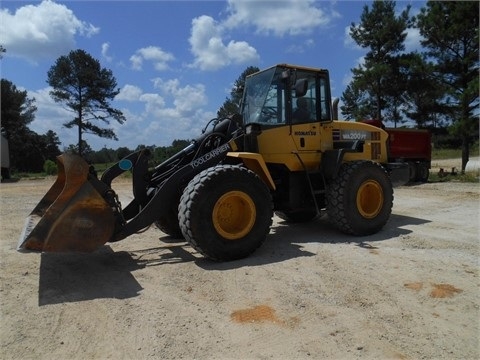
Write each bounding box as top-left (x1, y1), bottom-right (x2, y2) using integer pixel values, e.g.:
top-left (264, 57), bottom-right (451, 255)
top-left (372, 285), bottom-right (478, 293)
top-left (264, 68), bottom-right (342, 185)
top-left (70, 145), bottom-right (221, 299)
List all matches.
top-left (178, 165), bottom-right (273, 261)
top-left (326, 161), bottom-right (393, 235)
top-left (154, 218), bottom-right (183, 239)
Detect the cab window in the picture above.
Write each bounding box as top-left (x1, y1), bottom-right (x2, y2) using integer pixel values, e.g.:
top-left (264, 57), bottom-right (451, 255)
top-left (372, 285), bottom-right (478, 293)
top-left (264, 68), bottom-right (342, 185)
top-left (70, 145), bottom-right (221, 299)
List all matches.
top-left (291, 73), bottom-right (331, 124)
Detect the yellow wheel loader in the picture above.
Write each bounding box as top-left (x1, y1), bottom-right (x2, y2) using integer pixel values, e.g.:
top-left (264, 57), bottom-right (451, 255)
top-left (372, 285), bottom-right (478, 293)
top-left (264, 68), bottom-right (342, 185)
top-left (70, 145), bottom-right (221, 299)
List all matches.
top-left (18, 64), bottom-right (409, 261)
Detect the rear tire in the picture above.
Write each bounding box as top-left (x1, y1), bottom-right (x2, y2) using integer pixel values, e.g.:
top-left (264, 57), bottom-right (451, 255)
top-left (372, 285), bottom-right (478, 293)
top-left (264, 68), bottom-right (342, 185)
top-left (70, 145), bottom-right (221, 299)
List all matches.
top-left (179, 165), bottom-right (273, 261)
top-left (154, 208), bottom-right (183, 239)
top-left (326, 161), bottom-right (393, 236)
top-left (153, 188), bottom-right (184, 238)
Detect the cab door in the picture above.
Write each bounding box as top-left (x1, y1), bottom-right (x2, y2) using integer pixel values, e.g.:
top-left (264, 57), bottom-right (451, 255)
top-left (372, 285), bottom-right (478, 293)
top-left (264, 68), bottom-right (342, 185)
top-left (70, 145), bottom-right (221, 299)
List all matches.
top-left (289, 73), bottom-right (331, 169)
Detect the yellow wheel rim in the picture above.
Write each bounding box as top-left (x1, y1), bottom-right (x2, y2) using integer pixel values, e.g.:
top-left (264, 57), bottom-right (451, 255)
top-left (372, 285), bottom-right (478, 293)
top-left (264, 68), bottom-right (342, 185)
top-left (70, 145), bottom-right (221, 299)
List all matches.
top-left (212, 191), bottom-right (256, 240)
top-left (356, 180), bottom-right (384, 219)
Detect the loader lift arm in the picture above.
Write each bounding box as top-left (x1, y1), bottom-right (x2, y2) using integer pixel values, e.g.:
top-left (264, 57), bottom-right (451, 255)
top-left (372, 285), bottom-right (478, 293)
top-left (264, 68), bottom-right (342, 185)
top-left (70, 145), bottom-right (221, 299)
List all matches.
top-left (112, 140), bottom-right (237, 242)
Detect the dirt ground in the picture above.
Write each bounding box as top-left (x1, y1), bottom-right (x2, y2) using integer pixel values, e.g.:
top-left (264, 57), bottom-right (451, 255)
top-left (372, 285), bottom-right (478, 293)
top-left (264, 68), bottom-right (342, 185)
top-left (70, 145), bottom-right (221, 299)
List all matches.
top-left (1, 158), bottom-right (479, 360)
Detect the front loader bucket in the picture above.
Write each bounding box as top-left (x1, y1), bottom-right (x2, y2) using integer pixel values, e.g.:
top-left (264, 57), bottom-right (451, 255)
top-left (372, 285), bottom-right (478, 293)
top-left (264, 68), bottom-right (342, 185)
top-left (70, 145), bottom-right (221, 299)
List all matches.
top-left (17, 154), bottom-right (116, 253)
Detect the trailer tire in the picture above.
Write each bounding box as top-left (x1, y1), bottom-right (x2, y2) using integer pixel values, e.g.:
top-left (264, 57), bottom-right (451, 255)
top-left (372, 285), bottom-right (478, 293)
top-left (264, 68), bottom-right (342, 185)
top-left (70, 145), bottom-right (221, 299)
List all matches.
top-left (416, 162), bottom-right (429, 182)
top-left (179, 165), bottom-right (273, 261)
top-left (326, 161), bottom-right (393, 236)
top-left (407, 161), bottom-right (417, 182)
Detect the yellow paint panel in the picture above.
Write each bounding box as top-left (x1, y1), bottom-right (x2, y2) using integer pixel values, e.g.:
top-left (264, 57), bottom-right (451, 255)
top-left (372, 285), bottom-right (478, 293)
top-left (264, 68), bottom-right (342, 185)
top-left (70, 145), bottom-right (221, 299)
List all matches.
top-left (227, 152), bottom-right (276, 190)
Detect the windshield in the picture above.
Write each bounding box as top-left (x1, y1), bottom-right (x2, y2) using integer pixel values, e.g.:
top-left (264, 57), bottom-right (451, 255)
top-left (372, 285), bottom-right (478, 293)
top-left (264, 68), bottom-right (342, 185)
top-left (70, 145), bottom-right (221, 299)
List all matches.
top-left (241, 65), bottom-right (332, 125)
top-left (242, 67), bottom-right (284, 125)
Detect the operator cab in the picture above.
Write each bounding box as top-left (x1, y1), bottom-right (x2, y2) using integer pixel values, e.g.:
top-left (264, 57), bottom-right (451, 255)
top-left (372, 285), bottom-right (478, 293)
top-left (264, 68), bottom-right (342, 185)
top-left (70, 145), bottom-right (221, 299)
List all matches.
top-left (241, 64), bottom-right (333, 127)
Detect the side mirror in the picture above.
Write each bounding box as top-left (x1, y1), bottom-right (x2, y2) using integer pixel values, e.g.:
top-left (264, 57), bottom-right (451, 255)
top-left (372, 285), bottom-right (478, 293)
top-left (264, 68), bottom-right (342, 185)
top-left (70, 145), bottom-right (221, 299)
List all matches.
top-left (294, 79), bottom-right (308, 97)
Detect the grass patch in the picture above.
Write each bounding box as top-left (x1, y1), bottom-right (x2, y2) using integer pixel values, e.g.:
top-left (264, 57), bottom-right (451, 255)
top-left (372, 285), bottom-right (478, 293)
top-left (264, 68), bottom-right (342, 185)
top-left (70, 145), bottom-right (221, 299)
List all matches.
top-left (429, 171), bottom-right (479, 183)
top-left (14, 172), bottom-right (47, 180)
top-left (432, 148), bottom-right (462, 160)
top-left (432, 143), bottom-right (479, 160)
top-left (9, 162), bottom-right (133, 181)
top-left (430, 146), bottom-right (479, 183)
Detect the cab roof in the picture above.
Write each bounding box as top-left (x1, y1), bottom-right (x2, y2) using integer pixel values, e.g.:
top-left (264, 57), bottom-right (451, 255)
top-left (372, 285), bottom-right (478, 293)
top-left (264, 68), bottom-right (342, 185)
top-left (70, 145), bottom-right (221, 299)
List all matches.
top-left (246, 64), bottom-right (329, 78)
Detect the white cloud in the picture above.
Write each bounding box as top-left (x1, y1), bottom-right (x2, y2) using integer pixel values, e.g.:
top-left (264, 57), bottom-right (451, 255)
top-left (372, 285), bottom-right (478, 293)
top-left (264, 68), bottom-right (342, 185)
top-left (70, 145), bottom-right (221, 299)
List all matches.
top-left (344, 25), bottom-right (361, 50)
top-left (108, 79), bottom-right (213, 148)
top-left (224, 0), bottom-right (331, 36)
top-left (153, 78), bottom-right (182, 94)
top-left (399, 3), bottom-right (423, 53)
top-left (129, 46), bottom-right (175, 71)
top-left (152, 78), bottom-right (207, 114)
top-left (27, 87), bottom-right (77, 148)
top-left (286, 38), bottom-right (315, 54)
top-left (101, 42), bottom-right (113, 62)
top-left (345, 6), bottom-right (423, 54)
top-left (189, 15), bottom-right (258, 71)
top-left (404, 27), bottom-right (423, 53)
top-left (25, 78), bottom-right (214, 150)
top-left (115, 85), bottom-right (144, 101)
top-left (188, 0), bottom-right (337, 71)
top-left (139, 93), bottom-right (167, 114)
top-left (0, 0), bottom-right (99, 63)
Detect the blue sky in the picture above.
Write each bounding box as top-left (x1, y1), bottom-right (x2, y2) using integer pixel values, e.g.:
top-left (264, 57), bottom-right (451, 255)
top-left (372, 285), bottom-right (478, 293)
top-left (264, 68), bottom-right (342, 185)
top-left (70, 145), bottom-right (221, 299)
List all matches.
top-left (0, 0), bottom-right (424, 151)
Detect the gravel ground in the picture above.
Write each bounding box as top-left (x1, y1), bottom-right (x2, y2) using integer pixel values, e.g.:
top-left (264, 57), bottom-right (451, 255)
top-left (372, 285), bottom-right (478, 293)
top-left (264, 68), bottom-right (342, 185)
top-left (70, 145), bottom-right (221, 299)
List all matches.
top-left (1, 159), bottom-right (479, 360)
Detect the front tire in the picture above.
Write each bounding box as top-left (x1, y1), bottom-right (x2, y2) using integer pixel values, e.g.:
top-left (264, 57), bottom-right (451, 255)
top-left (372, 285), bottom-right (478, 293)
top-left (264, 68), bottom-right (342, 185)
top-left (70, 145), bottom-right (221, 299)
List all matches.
top-left (179, 165), bottom-right (273, 261)
top-left (326, 161), bottom-right (393, 235)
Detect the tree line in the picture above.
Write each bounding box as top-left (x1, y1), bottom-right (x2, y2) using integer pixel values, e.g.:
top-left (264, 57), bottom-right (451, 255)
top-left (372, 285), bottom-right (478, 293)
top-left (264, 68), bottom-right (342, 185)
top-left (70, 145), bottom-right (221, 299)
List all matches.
top-left (340, 1), bottom-right (478, 171)
top-left (1, 1), bottom-right (478, 176)
top-left (71, 139), bottom-right (191, 167)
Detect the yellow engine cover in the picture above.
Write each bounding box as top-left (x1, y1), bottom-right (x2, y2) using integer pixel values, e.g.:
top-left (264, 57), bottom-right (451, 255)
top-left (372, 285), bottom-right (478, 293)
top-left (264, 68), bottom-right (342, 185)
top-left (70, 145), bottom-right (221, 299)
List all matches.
top-left (254, 121), bottom-right (388, 171)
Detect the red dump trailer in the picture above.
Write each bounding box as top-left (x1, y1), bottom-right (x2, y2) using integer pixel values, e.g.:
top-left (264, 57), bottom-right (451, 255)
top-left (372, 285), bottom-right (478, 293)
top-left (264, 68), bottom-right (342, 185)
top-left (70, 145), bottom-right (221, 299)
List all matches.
top-left (362, 120), bottom-right (432, 182)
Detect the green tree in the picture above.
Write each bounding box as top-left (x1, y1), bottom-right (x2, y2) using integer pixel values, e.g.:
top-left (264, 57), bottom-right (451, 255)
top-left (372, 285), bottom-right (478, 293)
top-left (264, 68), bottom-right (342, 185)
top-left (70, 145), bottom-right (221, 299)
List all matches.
top-left (171, 139), bottom-right (190, 150)
top-left (400, 52), bottom-right (447, 129)
top-left (43, 159), bottom-right (57, 175)
top-left (217, 66), bottom-right (259, 118)
top-left (416, 1), bottom-right (479, 173)
top-left (47, 49), bottom-right (126, 156)
top-left (1, 79), bottom-right (36, 131)
top-left (0, 79), bottom-right (40, 171)
top-left (345, 1), bottom-right (411, 123)
top-left (340, 83), bottom-right (376, 121)
top-left (116, 146), bottom-right (132, 160)
top-left (64, 141), bottom-right (93, 159)
top-left (41, 130), bottom-right (62, 161)
top-left (16, 131), bottom-right (48, 172)
top-left (88, 147), bottom-right (116, 164)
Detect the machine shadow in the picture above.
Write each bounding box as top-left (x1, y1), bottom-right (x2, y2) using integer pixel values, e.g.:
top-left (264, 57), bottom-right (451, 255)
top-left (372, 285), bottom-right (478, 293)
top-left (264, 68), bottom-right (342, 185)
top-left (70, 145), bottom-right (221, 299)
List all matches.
top-left (197, 212), bottom-right (430, 271)
top-left (38, 213), bottom-right (430, 303)
top-left (128, 242), bottom-right (199, 267)
top-left (39, 246), bottom-right (144, 306)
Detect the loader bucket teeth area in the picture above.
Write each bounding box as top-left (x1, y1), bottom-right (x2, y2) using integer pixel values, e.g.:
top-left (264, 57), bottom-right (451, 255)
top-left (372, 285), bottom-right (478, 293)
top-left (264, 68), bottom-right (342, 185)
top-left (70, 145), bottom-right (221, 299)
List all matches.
top-left (17, 154), bottom-right (116, 253)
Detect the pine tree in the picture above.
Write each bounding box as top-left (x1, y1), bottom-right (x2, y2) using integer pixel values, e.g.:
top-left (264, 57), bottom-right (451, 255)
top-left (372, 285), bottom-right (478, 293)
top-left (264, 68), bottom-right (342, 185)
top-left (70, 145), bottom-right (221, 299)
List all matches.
top-left (416, 1), bottom-right (479, 173)
top-left (344, 1), bottom-right (411, 123)
top-left (47, 49), bottom-right (126, 156)
top-left (217, 66), bottom-right (260, 118)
